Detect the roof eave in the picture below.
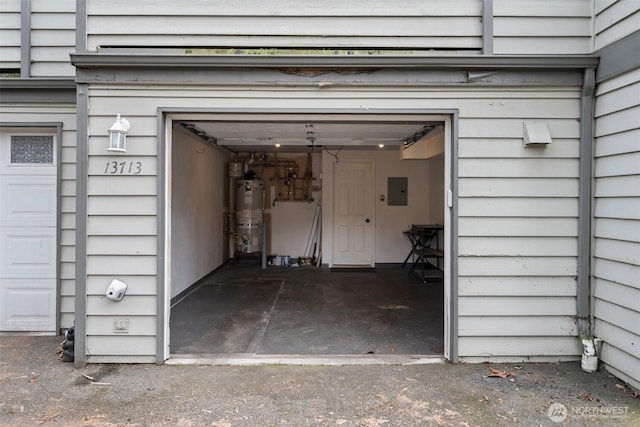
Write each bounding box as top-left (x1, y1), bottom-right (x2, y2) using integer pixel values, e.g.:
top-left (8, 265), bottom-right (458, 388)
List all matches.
top-left (0, 78), bottom-right (76, 89)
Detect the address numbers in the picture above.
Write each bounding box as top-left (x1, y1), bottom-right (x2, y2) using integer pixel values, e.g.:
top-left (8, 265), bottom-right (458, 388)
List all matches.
top-left (104, 160), bottom-right (143, 175)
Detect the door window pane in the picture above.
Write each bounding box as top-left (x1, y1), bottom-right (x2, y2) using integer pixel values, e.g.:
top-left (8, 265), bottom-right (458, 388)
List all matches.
top-left (10, 136), bottom-right (54, 164)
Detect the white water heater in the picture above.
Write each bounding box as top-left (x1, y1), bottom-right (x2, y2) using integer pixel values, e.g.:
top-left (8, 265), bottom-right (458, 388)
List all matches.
top-left (235, 180), bottom-right (263, 253)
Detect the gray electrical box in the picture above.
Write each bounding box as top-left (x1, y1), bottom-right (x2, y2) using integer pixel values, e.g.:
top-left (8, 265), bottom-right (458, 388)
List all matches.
top-left (388, 177), bottom-right (408, 206)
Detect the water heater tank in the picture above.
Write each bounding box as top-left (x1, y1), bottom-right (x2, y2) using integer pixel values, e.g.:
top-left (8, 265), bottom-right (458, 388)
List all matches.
top-left (235, 180), bottom-right (263, 253)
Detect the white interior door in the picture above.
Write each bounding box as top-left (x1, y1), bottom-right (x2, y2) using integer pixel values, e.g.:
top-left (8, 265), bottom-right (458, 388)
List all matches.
top-left (332, 159), bottom-right (374, 266)
top-left (0, 132), bottom-right (57, 332)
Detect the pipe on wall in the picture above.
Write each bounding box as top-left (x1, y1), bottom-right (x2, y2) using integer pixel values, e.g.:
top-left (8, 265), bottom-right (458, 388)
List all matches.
top-left (577, 68), bottom-right (596, 339)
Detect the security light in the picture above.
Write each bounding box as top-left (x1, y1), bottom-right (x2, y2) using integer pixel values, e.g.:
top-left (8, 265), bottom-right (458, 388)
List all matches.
top-left (108, 114), bottom-right (130, 152)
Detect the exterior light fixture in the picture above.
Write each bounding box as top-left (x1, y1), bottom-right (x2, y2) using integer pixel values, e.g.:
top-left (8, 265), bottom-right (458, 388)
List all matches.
top-left (275, 143), bottom-right (281, 148)
top-left (378, 144), bottom-right (385, 148)
top-left (108, 114), bottom-right (130, 152)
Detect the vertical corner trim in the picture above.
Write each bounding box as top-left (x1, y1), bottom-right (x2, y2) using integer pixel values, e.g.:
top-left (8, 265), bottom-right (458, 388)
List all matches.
top-left (450, 112), bottom-right (460, 363)
top-left (74, 83), bottom-right (89, 367)
top-left (156, 110), bottom-right (167, 364)
top-left (20, 0), bottom-right (31, 78)
top-left (482, 0), bottom-right (494, 55)
top-left (55, 123), bottom-right (63, 334)
top-left (76, 0), bottom-right (87, 51)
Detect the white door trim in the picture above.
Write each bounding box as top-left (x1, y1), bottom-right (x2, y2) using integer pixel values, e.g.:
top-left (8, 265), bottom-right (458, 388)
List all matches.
top-left (158, 109), bottom-right (458, 364)
top-left (442, 115), bottom-right (453, 361)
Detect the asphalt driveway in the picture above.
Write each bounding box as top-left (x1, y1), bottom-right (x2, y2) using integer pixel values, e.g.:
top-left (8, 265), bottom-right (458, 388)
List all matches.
top-left (0, 335), bottom-right (638, 426)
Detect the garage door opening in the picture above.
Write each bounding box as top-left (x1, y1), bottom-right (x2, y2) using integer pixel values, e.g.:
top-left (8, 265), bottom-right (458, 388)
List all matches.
top-left (162, 112), bottom-right (452, 361)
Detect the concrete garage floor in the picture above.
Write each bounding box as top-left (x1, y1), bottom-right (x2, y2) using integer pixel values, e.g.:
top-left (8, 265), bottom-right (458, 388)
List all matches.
top-left (170, 264), bottom-right (444, 356)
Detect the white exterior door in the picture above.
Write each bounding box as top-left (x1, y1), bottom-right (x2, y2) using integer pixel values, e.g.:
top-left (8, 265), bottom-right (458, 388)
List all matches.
top-left (0, 132), bottom-right (57, 332)
top-left (332, 160), bottom-right (374, 266)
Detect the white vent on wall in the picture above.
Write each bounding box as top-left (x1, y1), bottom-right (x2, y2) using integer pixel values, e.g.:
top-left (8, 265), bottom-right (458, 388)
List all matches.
top-left (523, 121), bottom-right (552, 147)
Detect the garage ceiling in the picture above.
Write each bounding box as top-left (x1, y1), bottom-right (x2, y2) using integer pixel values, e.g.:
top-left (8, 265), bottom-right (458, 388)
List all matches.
top-left (179, 119), bottom-right (440, 153)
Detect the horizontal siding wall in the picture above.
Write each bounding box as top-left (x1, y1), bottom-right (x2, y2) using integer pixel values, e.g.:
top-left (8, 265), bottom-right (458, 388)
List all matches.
top-left (0, 0), bottom-right (75, 76)
top-left (593, 66), bottom-right (640, 390)
top-left (85, 83), bottom-right (582, 362)
top-left (84, 0), bottom-right (605, 54)
top-left (595, 0), bottom-right (640, 49)
top-left (30, 0), bottom-right (75, 77)
top-left (86, 0), bottom-right (483, 51)
top-left (0, 103), bottom-right (77, 331)
top-left (493, 0), bottom-right (593, 54)
top-left (0, 0), bottom-right (20, 71)
top-left (457, 86), bottom-right (582, 361)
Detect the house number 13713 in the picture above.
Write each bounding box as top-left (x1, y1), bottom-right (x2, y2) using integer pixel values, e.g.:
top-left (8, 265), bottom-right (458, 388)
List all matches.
top-left (104, 161), bottom-right (142, 175)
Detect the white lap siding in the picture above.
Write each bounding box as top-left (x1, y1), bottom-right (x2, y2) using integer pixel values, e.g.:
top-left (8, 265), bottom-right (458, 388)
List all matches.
top-left (85, 0), bottom-right (599, 55)
top-left (595, 0), bottom-right (640, 50)
top-left (592, 0), bottom-right (640, 392)
top-left (0, 0), bottom-right (76, 77)
top-left (457, 91), bottom-right (582, 361)
top-left (30, 0), bottom-right (76, 77)
top-left (493, 0), bottom-right (593, 54)
top-left (0, 0), bottom-right (20, 71)
top-left (593, 68), bottom-right (640, 390)
top-left (84, 83), bottom-right (582, 362)
top-left (86, 0), bottom-right (484, 51)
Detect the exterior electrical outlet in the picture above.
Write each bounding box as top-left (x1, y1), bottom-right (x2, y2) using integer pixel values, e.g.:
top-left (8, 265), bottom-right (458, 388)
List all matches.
top-left (114, 319), bottom-right (129, 333)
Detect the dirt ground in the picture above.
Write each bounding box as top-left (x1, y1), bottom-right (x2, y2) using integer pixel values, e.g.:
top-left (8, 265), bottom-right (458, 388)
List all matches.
top-left (0, 335), bottom-right (638, 426)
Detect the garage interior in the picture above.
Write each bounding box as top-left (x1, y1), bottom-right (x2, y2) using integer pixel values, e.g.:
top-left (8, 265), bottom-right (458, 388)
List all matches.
top-left (167, 114), bottom-right (446, 357)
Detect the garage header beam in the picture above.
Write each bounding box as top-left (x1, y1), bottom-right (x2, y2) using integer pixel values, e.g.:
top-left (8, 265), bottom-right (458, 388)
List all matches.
top-left (71, 53), bottom-right (598, 70)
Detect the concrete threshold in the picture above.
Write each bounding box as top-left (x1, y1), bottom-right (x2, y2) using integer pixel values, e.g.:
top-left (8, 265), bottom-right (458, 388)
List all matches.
top-left (166, 354), bottom-right (446, 366)
top-left (0, 332), bottom-right (57, 337)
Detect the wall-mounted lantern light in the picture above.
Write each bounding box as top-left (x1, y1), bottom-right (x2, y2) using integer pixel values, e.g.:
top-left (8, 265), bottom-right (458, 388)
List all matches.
top-left (108, 114), bottom-right (130, 152)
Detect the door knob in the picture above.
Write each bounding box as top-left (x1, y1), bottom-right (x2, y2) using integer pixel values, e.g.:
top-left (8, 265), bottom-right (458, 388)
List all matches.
top-left (366, 218), bottom-right (370, 223)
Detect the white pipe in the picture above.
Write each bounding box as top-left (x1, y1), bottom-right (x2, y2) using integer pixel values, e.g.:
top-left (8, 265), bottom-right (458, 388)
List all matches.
top-left (243, 152), bottom-right (255, 173)
top-left (581, 338), bottom-right (598, 373)
top-left (229, 176), bottom-right (235, 259)
top-left (315, 203), bottom-right (322, 267)
top-left (261, 220), bottom-right (267, 269)
top-left (304, 204), bottom-right (321, 257)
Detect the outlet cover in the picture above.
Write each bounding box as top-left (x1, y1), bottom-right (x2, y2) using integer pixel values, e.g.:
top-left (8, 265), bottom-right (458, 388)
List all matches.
top-left (114, 318), bottom-right (130, 333)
